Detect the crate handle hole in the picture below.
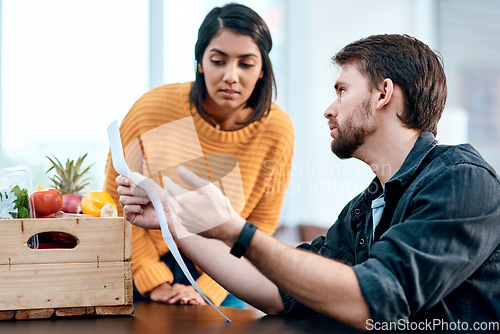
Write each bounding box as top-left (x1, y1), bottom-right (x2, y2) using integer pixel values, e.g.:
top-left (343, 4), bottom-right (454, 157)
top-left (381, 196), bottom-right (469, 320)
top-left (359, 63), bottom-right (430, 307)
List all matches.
top-left (27, 232), bottom-right (78, 249)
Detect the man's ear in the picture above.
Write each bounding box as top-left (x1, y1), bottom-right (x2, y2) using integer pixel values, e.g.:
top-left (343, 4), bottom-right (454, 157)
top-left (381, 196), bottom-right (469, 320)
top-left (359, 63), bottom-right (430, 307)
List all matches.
top-left (376, 78), bottom-right (394, 110)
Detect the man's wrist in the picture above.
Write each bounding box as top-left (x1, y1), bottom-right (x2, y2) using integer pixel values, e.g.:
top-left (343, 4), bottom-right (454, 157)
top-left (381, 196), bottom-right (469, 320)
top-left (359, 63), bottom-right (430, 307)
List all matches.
top-left (221, 216), bottom-right (246, 246)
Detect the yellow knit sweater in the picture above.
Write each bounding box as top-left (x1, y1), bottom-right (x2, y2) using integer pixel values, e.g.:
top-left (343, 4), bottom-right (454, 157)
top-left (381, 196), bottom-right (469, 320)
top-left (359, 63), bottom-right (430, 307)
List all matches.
top-left (103, 82), bottom-right (294, 306)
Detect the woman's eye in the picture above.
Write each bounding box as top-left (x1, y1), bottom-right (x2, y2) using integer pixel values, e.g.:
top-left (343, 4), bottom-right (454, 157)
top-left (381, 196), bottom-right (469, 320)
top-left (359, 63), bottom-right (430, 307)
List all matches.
top-left (240, 63), bottom-right (254, 68)
top-left (211, 60), bottom-right (224, 65)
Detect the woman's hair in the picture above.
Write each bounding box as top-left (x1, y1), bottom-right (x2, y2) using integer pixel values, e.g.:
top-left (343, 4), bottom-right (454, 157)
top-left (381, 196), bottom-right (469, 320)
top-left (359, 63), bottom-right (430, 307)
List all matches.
top-left (190, 3), bottom-right (276, 125)
top-left (332, 34), bottom-right (448, 136)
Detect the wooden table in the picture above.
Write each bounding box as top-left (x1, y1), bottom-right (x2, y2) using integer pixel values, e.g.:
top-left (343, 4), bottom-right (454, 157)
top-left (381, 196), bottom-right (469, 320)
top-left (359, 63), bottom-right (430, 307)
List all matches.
top-left (0, 301), bottom-right (360, 333)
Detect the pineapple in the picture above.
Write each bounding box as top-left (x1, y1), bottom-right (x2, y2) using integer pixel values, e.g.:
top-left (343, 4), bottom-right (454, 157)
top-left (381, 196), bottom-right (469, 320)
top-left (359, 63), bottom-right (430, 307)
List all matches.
top-left (46, 153), bottom-right (94, 195)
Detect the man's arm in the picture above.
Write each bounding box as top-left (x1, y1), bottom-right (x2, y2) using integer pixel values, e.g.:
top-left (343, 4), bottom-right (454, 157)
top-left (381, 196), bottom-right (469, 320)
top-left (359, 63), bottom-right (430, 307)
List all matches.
top-left (216, 217), bottom-right (370, 329)
top-left (179, 214), bottom-right (370, 329)
top-left (174, 231), bottom-right (285, 314)
top-left (249, 232), bottom-right (369, 325)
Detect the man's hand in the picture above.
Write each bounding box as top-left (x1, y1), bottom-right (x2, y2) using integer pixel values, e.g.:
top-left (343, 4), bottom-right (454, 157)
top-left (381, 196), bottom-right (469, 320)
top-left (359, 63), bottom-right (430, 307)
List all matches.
top-left (163, 166), bottom-right (244, 241)
top-left (150, 283), bottom-right (207, 306)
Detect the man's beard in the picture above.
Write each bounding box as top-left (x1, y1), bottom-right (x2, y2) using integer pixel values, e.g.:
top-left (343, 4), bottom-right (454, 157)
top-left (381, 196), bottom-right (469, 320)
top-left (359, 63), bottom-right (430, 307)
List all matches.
top-left (331, 98), bottom-right (375, 159)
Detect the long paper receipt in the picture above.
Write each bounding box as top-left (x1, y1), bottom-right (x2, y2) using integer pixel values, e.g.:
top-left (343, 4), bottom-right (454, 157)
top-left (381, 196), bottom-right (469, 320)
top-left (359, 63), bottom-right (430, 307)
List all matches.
top-left (107, 120), bottom-right (230, 322)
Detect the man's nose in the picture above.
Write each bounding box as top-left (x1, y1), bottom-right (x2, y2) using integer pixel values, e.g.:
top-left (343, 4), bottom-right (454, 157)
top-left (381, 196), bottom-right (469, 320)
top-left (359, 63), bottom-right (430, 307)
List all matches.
top-left (324, 102), bottom-right (338, 119)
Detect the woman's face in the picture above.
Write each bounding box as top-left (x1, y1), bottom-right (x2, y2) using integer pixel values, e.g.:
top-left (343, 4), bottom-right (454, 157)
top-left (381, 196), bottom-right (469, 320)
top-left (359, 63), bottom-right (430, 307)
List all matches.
top-left (199, 28), bottom-right (263, 115)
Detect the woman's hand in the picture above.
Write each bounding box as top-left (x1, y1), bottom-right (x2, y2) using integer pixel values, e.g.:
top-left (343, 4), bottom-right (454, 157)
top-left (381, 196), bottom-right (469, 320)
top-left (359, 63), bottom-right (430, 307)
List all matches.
top-left (116, 174), bottom-right (161, 229)
top-left (150, 283), bottom-right (207, 306)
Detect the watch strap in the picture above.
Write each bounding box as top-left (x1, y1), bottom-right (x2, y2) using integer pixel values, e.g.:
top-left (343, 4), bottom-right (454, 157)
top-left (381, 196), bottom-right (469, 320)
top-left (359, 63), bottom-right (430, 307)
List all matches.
top-left (230, 221), bottom-right (258, 258)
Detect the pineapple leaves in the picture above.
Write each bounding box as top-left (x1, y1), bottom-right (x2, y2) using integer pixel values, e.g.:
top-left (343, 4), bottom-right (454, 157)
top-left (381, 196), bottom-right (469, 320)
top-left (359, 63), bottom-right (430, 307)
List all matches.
top-left (45, 154), bottom-right (95, 195)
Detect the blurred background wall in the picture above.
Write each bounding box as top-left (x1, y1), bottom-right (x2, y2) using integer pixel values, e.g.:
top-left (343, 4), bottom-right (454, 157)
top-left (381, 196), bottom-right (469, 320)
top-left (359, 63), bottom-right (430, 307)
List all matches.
top-left (1, 0), bottom-right (499, 227)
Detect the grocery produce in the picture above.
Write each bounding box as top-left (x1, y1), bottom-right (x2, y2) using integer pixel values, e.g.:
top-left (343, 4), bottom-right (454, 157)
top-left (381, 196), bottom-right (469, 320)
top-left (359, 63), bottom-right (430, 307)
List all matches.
top-left (46, 154), bottom-right (94, 214)
top-left (30, 188), bottom-right (63, 217)
top-left (0, 167), bottom-right (32, 219)
top-left (17, 154), bottom-right (119, 220)
top-left (61, 193), bottom-right (83, 214)
top-left (0, 185), bottom-right (30, 219)
top-left (46, 154), bottom-right (93, 195)
top-left (81, 191), bottom-right (117, 217)
top-left (100, 203), bottom-right (118, 217)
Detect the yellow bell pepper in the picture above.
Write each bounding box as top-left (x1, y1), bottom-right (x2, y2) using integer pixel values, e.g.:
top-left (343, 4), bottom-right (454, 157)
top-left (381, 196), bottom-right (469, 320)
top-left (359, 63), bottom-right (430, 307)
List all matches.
top-left (81, 191), bottom-right (117, 217)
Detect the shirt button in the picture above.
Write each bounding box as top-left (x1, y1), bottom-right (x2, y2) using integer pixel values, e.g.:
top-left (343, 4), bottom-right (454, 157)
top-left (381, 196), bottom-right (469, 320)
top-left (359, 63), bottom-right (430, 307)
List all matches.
top-left (354, 209), bottom-right (360, 215)
top-left (359, 238), bottom-right (365, 246)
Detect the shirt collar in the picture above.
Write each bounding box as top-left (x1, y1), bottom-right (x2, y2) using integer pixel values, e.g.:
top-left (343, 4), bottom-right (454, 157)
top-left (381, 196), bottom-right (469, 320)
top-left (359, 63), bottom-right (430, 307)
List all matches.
top-left (357, 131), bottom-right (437, 205)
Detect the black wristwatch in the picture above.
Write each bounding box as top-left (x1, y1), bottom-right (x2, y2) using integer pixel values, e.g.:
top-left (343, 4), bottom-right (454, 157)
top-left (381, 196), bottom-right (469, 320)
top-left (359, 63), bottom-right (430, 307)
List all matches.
top-left (230, 221), bottom-right (258, 258)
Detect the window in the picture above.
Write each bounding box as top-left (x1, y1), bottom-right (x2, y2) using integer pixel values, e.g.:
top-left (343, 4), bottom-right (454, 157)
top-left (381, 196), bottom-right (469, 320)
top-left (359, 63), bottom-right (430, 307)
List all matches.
top-left (0, 0), bottom-right (148, 190)
top-left (438, 0), bottom-right (500, 172)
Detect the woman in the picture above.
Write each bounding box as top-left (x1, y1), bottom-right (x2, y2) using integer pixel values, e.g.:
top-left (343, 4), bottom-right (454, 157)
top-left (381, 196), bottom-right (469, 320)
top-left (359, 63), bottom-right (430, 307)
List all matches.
top-left (104, 3), bottom-right (294, 309)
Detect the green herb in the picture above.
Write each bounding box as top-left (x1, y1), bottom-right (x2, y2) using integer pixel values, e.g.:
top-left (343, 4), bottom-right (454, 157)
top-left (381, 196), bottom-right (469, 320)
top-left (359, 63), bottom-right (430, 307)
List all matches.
top-left (11, 185), bottom-right (30, 219)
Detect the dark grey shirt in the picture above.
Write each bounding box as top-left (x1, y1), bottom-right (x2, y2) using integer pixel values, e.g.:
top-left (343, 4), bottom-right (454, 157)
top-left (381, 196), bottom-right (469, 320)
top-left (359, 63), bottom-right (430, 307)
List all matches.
top-left (280, 132), bottom-right (500, 324)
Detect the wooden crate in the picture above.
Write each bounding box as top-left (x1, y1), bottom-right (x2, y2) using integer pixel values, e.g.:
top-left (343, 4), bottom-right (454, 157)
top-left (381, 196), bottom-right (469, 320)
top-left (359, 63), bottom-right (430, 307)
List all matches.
top-left (0, 217), bottom-right (133, 320)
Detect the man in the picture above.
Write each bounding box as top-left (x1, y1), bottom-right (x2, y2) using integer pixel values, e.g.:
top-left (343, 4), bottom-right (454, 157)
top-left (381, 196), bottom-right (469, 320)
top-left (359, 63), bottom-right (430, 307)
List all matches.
top-left (117, 34), bottom-right (500, 330)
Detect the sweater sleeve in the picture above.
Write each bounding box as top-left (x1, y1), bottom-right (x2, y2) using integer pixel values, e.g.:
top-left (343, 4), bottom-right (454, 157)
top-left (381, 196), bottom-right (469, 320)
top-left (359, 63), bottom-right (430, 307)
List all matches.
top-left (131, 226), bottom-right (175, 295)
top-left (195, 273), bottom-right (229, 306)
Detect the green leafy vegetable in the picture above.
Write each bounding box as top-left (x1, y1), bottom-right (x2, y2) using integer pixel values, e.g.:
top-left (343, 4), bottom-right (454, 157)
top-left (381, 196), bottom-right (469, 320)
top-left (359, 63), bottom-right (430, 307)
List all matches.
top-left (11, 185), bottom-right (30, 218)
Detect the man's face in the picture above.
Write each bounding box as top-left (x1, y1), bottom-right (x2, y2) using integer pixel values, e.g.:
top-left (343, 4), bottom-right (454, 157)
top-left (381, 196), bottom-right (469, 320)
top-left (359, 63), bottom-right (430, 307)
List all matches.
top-left (324, 64), bottom-right (376, 159)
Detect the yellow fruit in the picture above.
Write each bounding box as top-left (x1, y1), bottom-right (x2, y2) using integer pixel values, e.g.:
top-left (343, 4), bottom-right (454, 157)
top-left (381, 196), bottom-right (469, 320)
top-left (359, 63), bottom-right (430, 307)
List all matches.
top-left (81, 191), bottom-right (117, 217)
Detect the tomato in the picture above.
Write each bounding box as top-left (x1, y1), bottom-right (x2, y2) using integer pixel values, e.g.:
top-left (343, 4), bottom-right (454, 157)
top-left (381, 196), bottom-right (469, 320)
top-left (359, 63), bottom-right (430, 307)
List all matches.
top-left (30, 188), bottom-right (63, 217)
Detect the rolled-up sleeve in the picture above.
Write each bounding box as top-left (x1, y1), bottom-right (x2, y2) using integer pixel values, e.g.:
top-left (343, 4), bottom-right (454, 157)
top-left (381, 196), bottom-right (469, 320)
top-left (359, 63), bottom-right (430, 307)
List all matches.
top-left (353, 163), bottom-right (500, 321)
